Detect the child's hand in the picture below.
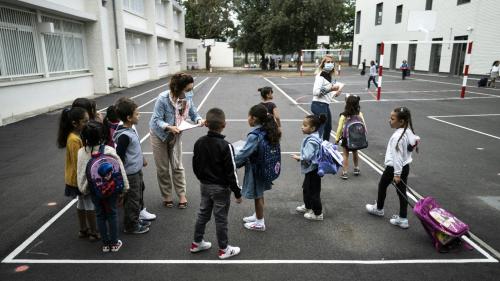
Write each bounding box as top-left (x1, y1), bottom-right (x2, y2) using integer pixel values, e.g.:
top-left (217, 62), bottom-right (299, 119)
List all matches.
top-left (235, 197), bottom-right (242, 204)
top-left (393, 175), bottom-right (401, 184)
top-left (291, 154), bottom-right (300, 161)
top-left (143, 156), bottom-right (148, 167)
top-left (197, 119), bottom-right (205, 127)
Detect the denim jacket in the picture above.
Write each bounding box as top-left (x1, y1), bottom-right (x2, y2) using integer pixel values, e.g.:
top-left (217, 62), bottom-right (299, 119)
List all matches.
top-left (149, 90), bottom-right (202, 142)
top-left (300, 132), bottom-right (321, 174)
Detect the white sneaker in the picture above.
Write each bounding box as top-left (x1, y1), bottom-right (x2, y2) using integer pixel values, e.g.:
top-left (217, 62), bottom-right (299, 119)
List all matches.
top-left (190, 240), bottom-right (212, 253)
top-left (242, 213), bottom-right (257, 223)
top-left (366, 202), bottom-right (384, 217)
top-left (304, 212), bottom-right (324, 221)
top-left (218, 245), bottom-right (240, 259)
top-left (244, 221), bottom-right (266, 231)
top-left (295, 204), bottom-right (311, 213)
top-left (139, 208), bottom-right (156, 221)
top-left (389, 215), bottom-right (409, 229)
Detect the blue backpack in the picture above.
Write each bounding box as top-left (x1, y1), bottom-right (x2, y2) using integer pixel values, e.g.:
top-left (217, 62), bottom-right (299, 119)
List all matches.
top-left (310, 138), bottom-right (343, 177)
top-left (249, 129), bottom-right (281, 182)
top-left (86, 145), bottom-right (125, 198)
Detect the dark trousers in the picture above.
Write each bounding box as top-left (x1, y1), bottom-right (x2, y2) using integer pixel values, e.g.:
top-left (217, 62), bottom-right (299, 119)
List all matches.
top-left (311, 101), bottom-right (332, 141)
top-left (194, 184), bottom-right (231, 249)
top-left (367, 75), bottom-right (378, 88)
top-left (376, 165), bottom-right (410, 218)
top-left (124, 170), bottom-right (144, 231)
top-left (303, 169), bottom-right (322, 215)
top-left (91, 194), bottom-right (118, 245)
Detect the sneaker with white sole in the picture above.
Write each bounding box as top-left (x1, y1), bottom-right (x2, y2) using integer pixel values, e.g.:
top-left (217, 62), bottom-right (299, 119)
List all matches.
top-left (190, 240), bottom-right (212, 253)
top-left (111, 240), bottom-right (123, 252)
top-left (242, 213), bottom-right (257, 223)
top-left (389, 215), bottom-right (409, 229)
top-left (295, 204), bottom-right (311, 213)
top-left (366, 202), bottom-right (384, 217)
top-left (244, 221), bottom-right (266, 231)
top-left (102, 245), bottom-right (110, 253)
top-left (218, 245), bottom-right (240, 259)
top-left (353, 167), bottom-right (360, 176)
top-left (139, 208), bottom-right (156, 221)
top-left (304, 211), bottom-right (324, 221)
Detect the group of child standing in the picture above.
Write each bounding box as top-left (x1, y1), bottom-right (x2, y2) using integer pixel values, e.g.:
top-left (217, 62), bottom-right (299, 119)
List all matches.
top-left (58, 97), bottom-right (155, 253)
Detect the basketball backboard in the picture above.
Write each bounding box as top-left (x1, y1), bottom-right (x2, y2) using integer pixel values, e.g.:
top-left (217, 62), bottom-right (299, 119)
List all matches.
top-left (317, 36), bottom-right (330, 45)
top-left (407, 11), bottom-right (436, 32)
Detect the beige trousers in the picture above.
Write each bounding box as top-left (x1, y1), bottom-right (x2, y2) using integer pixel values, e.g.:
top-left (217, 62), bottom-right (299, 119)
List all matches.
top-left (150, 131), bottom-right (186, 200)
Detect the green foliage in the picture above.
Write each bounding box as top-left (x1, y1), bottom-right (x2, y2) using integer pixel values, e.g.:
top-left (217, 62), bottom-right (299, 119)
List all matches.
top-left (184, 0), bottom-right (236, 40)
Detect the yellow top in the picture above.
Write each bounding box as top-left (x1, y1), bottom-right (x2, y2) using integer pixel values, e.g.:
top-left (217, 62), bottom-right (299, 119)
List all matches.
top-left (335, 112), bottom-right (366, 143)
top-left (65, 132), bottom-right (83, 187)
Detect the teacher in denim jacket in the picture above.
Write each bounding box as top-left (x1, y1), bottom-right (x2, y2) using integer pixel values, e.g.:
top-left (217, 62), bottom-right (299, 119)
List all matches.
top-left (149, 73), bottom-right (204, 209)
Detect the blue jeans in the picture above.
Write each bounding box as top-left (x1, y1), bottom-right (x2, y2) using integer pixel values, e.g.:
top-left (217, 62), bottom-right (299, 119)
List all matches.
top-left (91, 194), bottom-right (118, 245)
top-left (311, 101), bottom-right (332, 141)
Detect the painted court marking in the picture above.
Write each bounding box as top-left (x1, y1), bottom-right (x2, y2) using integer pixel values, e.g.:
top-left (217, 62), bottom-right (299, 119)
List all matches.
top-left (2, 77), bottom-right (499, 265)
top-left (428, 114), bottom-right (500, 141)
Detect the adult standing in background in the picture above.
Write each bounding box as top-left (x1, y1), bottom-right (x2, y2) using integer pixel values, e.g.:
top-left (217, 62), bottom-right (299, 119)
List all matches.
top-left (149, 73), bottom-right (204, 209)
top-left (488, 60), bottom-right (499, 88)
top-left (361, 59), bottom-right (366, 75)
top-left (311, 54), bottom-right (344, 141)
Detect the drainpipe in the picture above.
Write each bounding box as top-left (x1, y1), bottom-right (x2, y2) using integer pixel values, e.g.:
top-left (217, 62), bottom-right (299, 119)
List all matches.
top-left (112, 0), bottom-right (122, 87)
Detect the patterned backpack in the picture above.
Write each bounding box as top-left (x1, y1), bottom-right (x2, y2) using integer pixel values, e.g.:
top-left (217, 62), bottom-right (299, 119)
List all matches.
top-left (249, 128), bottom-right (281, 183)
top-left (342, 115), bottom-right (368, 150)
top-left (86, 145), bottom-right (125, 198)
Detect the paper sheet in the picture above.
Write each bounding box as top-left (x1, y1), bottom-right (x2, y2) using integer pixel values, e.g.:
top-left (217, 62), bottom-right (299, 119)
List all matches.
top-left (178, 120), bottom-right (201, 131)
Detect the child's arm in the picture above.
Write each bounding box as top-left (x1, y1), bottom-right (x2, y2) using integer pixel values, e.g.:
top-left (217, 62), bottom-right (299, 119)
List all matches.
top-left (67, 136), bottom-right (82, 187)
top-left (234, 133), bottom-right (259, 168)
top-left (225, 144), bottom-right (242, 202)
top-left (335, 115), bottom-right (346, 143)
top-left (76, 148), bottom-right (89, 195)
top-left (115, 134), bottom-right (130, 164)
top-left (390, 135), bottom-right (405, 182)
top-left (272, 107), bottom-right (281, 128)
top-left (301, 140), bottom-right (318, 162)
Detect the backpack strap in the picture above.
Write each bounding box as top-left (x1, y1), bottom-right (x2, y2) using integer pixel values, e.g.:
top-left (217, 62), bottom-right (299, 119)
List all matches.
top-left (99, 144), bottom-right (105, 154)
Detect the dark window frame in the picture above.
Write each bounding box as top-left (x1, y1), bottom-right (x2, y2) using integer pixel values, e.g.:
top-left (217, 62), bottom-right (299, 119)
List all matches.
top-left (457, 0), bottom-right (471, 5)
top-left (425, 0), bottom-right (433, 10)
top-left (395, 5), bottom-right (403, 24)
top-left (375, 2), bottom-right (383, 26)
top-left (356, 11), bottom-right (361, 34)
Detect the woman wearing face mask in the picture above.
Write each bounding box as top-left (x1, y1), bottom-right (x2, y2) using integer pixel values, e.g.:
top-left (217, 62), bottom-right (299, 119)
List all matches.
top-left (312, 54), bottom-right (344, 141)
top-left (150, 73), bottom-right (204, 209)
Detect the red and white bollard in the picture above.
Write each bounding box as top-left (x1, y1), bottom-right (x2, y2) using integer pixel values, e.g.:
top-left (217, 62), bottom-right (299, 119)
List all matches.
top-left (376, 42), bottom-right (385, 101)
top-left (461, 41), bottom-right (473, 98)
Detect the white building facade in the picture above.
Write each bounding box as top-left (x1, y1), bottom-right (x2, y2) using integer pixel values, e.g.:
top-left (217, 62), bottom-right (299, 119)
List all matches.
top-left (353, 0), bottom-right (499, 76)
top-left (0, 0), bottom-right (186, 125)
top-left (184, 39), bottom-right (234, 70)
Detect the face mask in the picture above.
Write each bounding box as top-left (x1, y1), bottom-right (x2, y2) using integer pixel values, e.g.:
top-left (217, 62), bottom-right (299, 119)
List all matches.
top-left (185, 90), bottom-right (193, 98)
top-left (323, 62), bottom-right (334, 72)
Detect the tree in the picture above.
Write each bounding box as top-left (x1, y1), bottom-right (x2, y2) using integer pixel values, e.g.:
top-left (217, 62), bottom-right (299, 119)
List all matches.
top-left (183, 0), bottom-right (236, 70)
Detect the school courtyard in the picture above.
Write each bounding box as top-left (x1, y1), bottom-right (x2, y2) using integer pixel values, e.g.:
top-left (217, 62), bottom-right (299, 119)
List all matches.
top-left (0, 68), bottom-right (499, 280)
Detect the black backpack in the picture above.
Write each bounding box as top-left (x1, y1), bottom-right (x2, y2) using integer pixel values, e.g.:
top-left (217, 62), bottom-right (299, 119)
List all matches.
top-left (478, 77), bottom-right (488, 87)
top-left (342, 116), bottom-right (368, 150)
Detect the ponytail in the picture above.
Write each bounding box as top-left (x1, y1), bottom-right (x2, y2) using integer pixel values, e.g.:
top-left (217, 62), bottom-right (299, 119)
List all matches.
top-left (57, 107), bottom-right (87, 148)
top-left (249, 104), bottom-right (281, 145)
top-left (394, 107), bottom-right (415, 151)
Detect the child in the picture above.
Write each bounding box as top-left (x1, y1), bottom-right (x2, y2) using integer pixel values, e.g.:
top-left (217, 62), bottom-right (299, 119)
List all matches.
top-left (400, 60), bottom-right (409, 80)
top-left (292, 115), bottom-right (326, 221)
top-left (77, 121), bottom-right (129, 252)
top-left (103, 105), bottom-right (120, 147)
top-left (191, 107), bottom-right (242, 259)
top-left (335, 95), bottom-right (366, 180)
top-left (259, 86), bottom-right (281, 127)
top-left (366, 107), bottom-right (420, 229)
top-left (367, 60), bottom-right (378, 89)
top-left (57, 106), bottom-right (100, 240)
top-left (113, 97), bottom-right (151, 234)
top-left (72, 98), bottom-right (103, 123)
top-left (235, 104), bottom-right (281, 231)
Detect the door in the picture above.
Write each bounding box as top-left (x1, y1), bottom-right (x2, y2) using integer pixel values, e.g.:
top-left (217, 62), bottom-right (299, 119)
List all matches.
top-left (429, 38), bottom-right (442, 73)
top-left (357, 45), bottom-right (362, 65)
top-left (376, 43), bottom-right (381, 65)
top-left (408, 44), bottom-right (417, 70)
top-left (450, 35), bottom-right (468, 76)
top-left (390, 44), bottom-right (398, 69)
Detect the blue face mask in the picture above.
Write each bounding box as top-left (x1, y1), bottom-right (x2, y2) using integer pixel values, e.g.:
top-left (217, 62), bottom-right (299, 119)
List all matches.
top-left (185, 90), bottom-right (194, 98)
top-left (323, 62), bottom-right (334, 72)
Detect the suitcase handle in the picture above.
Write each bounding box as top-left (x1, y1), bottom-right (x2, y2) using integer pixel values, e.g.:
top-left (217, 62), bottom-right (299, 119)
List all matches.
top-left (391, 180), bottom-right (419, 208)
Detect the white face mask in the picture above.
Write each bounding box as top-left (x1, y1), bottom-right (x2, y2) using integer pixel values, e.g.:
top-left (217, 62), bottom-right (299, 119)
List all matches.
top-left (323, 62), bottom-right (334, 72)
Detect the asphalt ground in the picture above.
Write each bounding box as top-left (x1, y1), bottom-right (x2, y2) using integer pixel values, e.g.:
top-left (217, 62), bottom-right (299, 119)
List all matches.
top-left (1, 67), bottom-right (499, 280)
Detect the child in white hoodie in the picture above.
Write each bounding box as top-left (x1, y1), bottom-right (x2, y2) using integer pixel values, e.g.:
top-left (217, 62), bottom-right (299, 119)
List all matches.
top-left (365, 107), bottom-right (420, 229)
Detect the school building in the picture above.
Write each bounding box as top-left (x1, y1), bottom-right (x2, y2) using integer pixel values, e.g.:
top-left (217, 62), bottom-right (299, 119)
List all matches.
top-left (353, 0), bottom-right (499, 76)
top-left (0, 0), bottom-right (186, 125)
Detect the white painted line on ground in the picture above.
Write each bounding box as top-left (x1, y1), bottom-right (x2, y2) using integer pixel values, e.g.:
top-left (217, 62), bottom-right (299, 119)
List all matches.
top-left (296, 95), bottom-right (500, 105)
top-left (2, 258), bottom-right (496, 264)
top-left (383, 74), bottom-right (500, 92)
top-left (97, 82), bottom-right (169, 113)
top-left (226, 119), bottom-right (303, 122)
top-left (281, 76), bottom-right (288, 79)
top-left (197, 77), bottom-right (221, 110)
top-left (1, 199), bottom-right (77, 263)
top-left (270, 77), bottom-right (500, 262)
top-left (428, 116), bottom-right (500, 140)
top-left (428, 113), bottom-right (500, 118)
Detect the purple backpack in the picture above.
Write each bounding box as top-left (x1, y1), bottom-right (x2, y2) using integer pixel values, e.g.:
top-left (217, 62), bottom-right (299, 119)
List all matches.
top-left (413, 197), bottom-right (470, 252)
top-left (342, 115), bottom-right (368, 150)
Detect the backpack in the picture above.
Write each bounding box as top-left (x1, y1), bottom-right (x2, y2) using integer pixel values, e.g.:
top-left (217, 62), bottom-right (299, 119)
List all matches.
top-left (249, 129), bottom-right (281, 183)
top-left (86, 145), bottom-right (125, 198)
top-left (342, 115), bottom-right (368, 150)
top-left (310, 138), bottom-right (343, 177)
top-left (478, 77), bottom-right (488, 87)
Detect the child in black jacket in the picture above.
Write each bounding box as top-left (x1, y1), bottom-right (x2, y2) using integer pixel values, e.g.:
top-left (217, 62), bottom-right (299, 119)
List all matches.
top-left (191, 107), bottom-right (242, 260)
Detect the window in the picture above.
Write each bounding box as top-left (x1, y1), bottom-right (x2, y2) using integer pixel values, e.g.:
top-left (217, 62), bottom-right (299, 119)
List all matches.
top-left (186, 49), bottom-right (197, 65)
top-left (0, 6), bottom-right (40, 78)
top-left (157, 39), bottom-right (168, 65)
top-left (395, 5), bottom-right (402, 24)
top-left (42, 16), bottom-right (86, 72)
top-left (457, 0), bottom-right (471, 5)
top-left (123, 0), bottom-right (144, 16)
top-left (126, 32), bottom-right (148, 68)
top-left (425, 0), bottom-right (433, 10)
top-left (155, 0), bottom-right (166, 26)
top-left (173, 11), bottom-right (180, 32)
top-left (375, 3), bottom-right (383, 25)
top-left (355, 11), bottom-right (361, 34)
top-left (174, 43), bottom-right (181, 63)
